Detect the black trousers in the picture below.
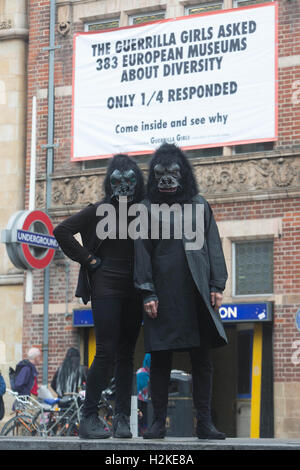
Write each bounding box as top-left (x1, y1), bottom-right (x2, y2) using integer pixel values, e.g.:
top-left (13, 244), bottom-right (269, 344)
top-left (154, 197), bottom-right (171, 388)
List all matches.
top-left (82, 296), bottom-right (142, 417)
top-left (149, 347), bottom-right (213, 421)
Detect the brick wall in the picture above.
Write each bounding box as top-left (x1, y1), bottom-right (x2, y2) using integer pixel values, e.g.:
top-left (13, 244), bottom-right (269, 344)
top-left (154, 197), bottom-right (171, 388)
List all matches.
top-left (212, 197), bottom-right (300, 382)
top-left (24, 0), bottom-right (300, 384)
top-left (278, 0), bottom-right (300, 148)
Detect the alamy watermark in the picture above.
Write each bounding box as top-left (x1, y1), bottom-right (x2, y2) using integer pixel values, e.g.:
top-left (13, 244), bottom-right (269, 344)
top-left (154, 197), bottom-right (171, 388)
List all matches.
top-left (96, 197), bottom-right (204, 250)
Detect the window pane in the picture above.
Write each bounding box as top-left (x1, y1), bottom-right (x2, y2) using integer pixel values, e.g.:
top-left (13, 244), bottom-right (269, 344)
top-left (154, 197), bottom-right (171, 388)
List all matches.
top-left (83, 153), bottom-right (152, 169)
top-left (132, 13), bottom-right (165, 25)
top-left (87, 20), bottom-right (119, 31)
top-left (234, 142), bottom-right (274, 154)
top-left (186, 3), bottom-right (223, 14)
top-left (236, 0), bottom-right (272, 7)
top-left (186, 147), bottom-right (223, 158)
top-left (83, 159), bottom-right (110, 169)
top-left (235, 241), bottom-right (273, 295)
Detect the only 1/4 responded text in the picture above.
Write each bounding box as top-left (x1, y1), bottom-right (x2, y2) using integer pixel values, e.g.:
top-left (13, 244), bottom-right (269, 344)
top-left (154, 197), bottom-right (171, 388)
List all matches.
top-left (106, 81), bottom-right (237, 109)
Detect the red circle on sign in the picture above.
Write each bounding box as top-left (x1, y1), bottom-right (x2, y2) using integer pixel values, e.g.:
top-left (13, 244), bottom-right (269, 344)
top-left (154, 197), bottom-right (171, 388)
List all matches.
top-left (21, 210), bottom-right (55, 269)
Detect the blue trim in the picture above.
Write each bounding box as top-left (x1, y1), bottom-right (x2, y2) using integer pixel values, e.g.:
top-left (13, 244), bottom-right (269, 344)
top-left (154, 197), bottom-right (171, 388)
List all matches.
top-left (73, 309), bottom-right (94, 327)
top-left (220, 302), bottom-right (272, 323)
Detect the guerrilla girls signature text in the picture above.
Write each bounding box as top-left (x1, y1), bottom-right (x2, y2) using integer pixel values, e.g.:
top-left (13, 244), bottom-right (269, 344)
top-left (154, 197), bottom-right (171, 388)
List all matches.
top-left (105, 454), bottom-right (194, 466)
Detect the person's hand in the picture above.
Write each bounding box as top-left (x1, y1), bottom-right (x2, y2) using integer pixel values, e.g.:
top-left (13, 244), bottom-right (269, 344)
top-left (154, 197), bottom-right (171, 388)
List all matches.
top-left (144, 300), bottom-right (158, 319)
top-left (86, 255), bottom-right (101, 271)
top-left (210, 291), bottom-right (223, 312)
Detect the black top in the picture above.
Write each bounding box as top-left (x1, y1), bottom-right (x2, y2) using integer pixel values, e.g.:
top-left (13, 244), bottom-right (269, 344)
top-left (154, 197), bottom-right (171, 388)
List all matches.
top-left (53, 202), bottom-right (137, 304)
top-left (134, 195), bottom-right (228, 351)
top-left (97, 236), bottom-right (134, 260)
top-left (89, 236), bottom-right (135, 300)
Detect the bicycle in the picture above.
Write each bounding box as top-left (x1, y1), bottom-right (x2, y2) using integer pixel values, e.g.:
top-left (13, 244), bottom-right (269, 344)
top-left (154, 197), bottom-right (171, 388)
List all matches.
top-left (39, 392), bottom-right (84, 436)
top-left (0, 390), bottom-right (45, 436)
top-left (64, 381), bottom-right (115, 436)
top-left (0, 389), bottom-right (84, 437)
top-left (0, 384), bottom-right (115, 437)
top-left (63, 389), bottom-right (114, 435)
top-left (97, 395), bottom-right (114, 431)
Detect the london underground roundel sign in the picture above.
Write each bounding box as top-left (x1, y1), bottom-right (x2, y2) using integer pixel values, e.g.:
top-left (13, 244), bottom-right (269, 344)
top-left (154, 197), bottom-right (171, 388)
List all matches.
top-left (1, 210), bottom-right (59, 270)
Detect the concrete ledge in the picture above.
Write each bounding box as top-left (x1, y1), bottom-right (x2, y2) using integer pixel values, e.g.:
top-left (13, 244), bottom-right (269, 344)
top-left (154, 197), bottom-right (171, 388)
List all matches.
top-left (0, 28), bottom-right (29, 41)
top-left (0, 436), bottom-right (300, 451)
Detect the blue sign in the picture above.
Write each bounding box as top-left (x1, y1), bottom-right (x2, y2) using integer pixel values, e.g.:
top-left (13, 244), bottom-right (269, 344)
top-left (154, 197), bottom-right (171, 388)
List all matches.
top-left (73, 309), bottom-right (94, 327)
top-left (17, 229), bottom-right (59, 249)
top-left (73, 303), bottom-right (272, 327)
top-left (219, 302), bottom-right (272, 323)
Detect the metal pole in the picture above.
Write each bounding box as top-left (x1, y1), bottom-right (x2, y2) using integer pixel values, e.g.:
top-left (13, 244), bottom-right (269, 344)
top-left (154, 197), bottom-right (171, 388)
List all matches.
top-left (29, 96), bottom-right (37, 212)
top-left (26, 96), bottom-right (37, 304)
top-left (42, 0), bottom-right (59, 385)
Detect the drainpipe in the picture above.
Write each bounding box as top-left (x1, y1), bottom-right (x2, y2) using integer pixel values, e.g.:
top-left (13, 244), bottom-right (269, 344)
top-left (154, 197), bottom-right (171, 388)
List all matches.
top-left (41, 0), bottom-right (60, 385)
top-left (26, 95), bottom-right (37, 304)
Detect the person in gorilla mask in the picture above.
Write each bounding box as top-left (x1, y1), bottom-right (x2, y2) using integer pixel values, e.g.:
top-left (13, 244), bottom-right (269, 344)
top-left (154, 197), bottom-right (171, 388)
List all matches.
top-left (134, 143), bottom-right (228, 440)
top-left (53, 154), bottom-right (145, 439)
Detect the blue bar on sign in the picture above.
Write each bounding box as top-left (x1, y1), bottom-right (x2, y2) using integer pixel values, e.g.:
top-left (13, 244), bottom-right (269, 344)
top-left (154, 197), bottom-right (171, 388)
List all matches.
top-left (17, 229), bottom-right (59, 249)
top-left (73, 309), bottom-right (94, 327)
top-left (219, 303), bottom-right (272, 323)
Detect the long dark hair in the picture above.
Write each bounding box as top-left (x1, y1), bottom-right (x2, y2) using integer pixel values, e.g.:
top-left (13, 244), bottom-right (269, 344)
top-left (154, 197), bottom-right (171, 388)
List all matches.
top-left (55, 348), bottom-right (85, 397)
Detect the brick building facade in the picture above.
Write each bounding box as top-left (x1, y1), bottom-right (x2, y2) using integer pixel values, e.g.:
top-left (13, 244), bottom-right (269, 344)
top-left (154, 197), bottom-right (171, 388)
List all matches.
top-left (17, 0), bottom-right (300, 438)
top-left (0, 0), bottom-right (28, 413)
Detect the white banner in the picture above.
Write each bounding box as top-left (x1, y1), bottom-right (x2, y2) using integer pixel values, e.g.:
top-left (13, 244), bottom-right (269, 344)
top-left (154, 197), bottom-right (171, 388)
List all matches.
top-left (72, 2), bottom-right (277, 161)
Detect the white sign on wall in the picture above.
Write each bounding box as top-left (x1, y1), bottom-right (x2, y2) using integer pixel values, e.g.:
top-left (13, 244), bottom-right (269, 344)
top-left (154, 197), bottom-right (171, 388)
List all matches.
top-left (72, 2), bottom-right (278, 161)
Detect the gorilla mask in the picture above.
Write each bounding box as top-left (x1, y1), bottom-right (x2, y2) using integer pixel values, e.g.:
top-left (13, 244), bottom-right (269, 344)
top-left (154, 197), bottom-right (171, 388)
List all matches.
top-left (110, 169), bottom-right (137, 202)
top-left (147, 143), bottom-right (198, 204)
top-left (154, 162), bottom-right (181, 194)
top-left (103, 154), bottom-right (145, 205)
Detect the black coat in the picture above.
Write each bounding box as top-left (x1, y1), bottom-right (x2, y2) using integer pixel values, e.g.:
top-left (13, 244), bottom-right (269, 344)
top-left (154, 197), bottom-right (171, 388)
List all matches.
top-left (14, 360), bottom-right (38, 396)
top-left (134, 194), bottom-right (228, 351)
top-left (53, 202), bottom-right (103, 304)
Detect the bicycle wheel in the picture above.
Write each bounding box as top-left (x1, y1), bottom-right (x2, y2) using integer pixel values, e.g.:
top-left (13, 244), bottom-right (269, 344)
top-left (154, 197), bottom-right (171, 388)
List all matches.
top-left (65, 421), bottom-right (79, 437)
top-left (98, 404), bottom-right (113, 431)
top-left (0, 414), bottom-right (41, 436)
top-left (52, 418), bottom-right (72, 436)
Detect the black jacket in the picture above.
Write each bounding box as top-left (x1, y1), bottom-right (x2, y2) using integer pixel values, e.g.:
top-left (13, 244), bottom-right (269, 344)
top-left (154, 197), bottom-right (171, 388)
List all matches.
top-left (134, 194), bottom-right (228, 350)
top-left (53, 202), bottom-right (103, 304)
top-left (14, 360), bottom-right (38, 396)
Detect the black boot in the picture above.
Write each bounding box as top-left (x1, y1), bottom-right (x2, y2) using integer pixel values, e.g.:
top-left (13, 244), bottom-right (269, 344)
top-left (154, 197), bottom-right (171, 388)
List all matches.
top-left (143, 417), bottom-right (166, 439)
top-left (113, 413), bottom-right (132, 438)
top-left (190, 348), bottom-right (225, 439)
top-left (79, 413), bottom-right (111, 439)
top-left (196, 418), bottom-right (226, 440)
top-left (144, 351), bottom-right (171, 439)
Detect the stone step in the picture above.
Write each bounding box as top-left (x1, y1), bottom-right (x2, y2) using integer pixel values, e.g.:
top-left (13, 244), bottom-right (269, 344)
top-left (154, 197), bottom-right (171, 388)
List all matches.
top-left (0, 436), bottom-right (300, 451)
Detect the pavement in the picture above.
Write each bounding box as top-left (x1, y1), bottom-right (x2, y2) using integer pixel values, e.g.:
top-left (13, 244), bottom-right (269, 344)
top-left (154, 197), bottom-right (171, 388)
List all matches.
top-left (0, 436), bottom-right (300, 451)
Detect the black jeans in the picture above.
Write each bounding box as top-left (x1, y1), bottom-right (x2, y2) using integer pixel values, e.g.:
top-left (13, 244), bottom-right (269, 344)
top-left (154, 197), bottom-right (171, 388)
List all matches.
top-left (149, 347), bottom-right (213, 421)
top-left (82, 296), bottom-right (142, 417)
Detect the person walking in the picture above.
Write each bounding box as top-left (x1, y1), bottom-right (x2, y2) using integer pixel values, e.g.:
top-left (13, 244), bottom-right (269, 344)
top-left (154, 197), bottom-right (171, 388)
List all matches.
top-left (13, 347), bottom-right (41, 397)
